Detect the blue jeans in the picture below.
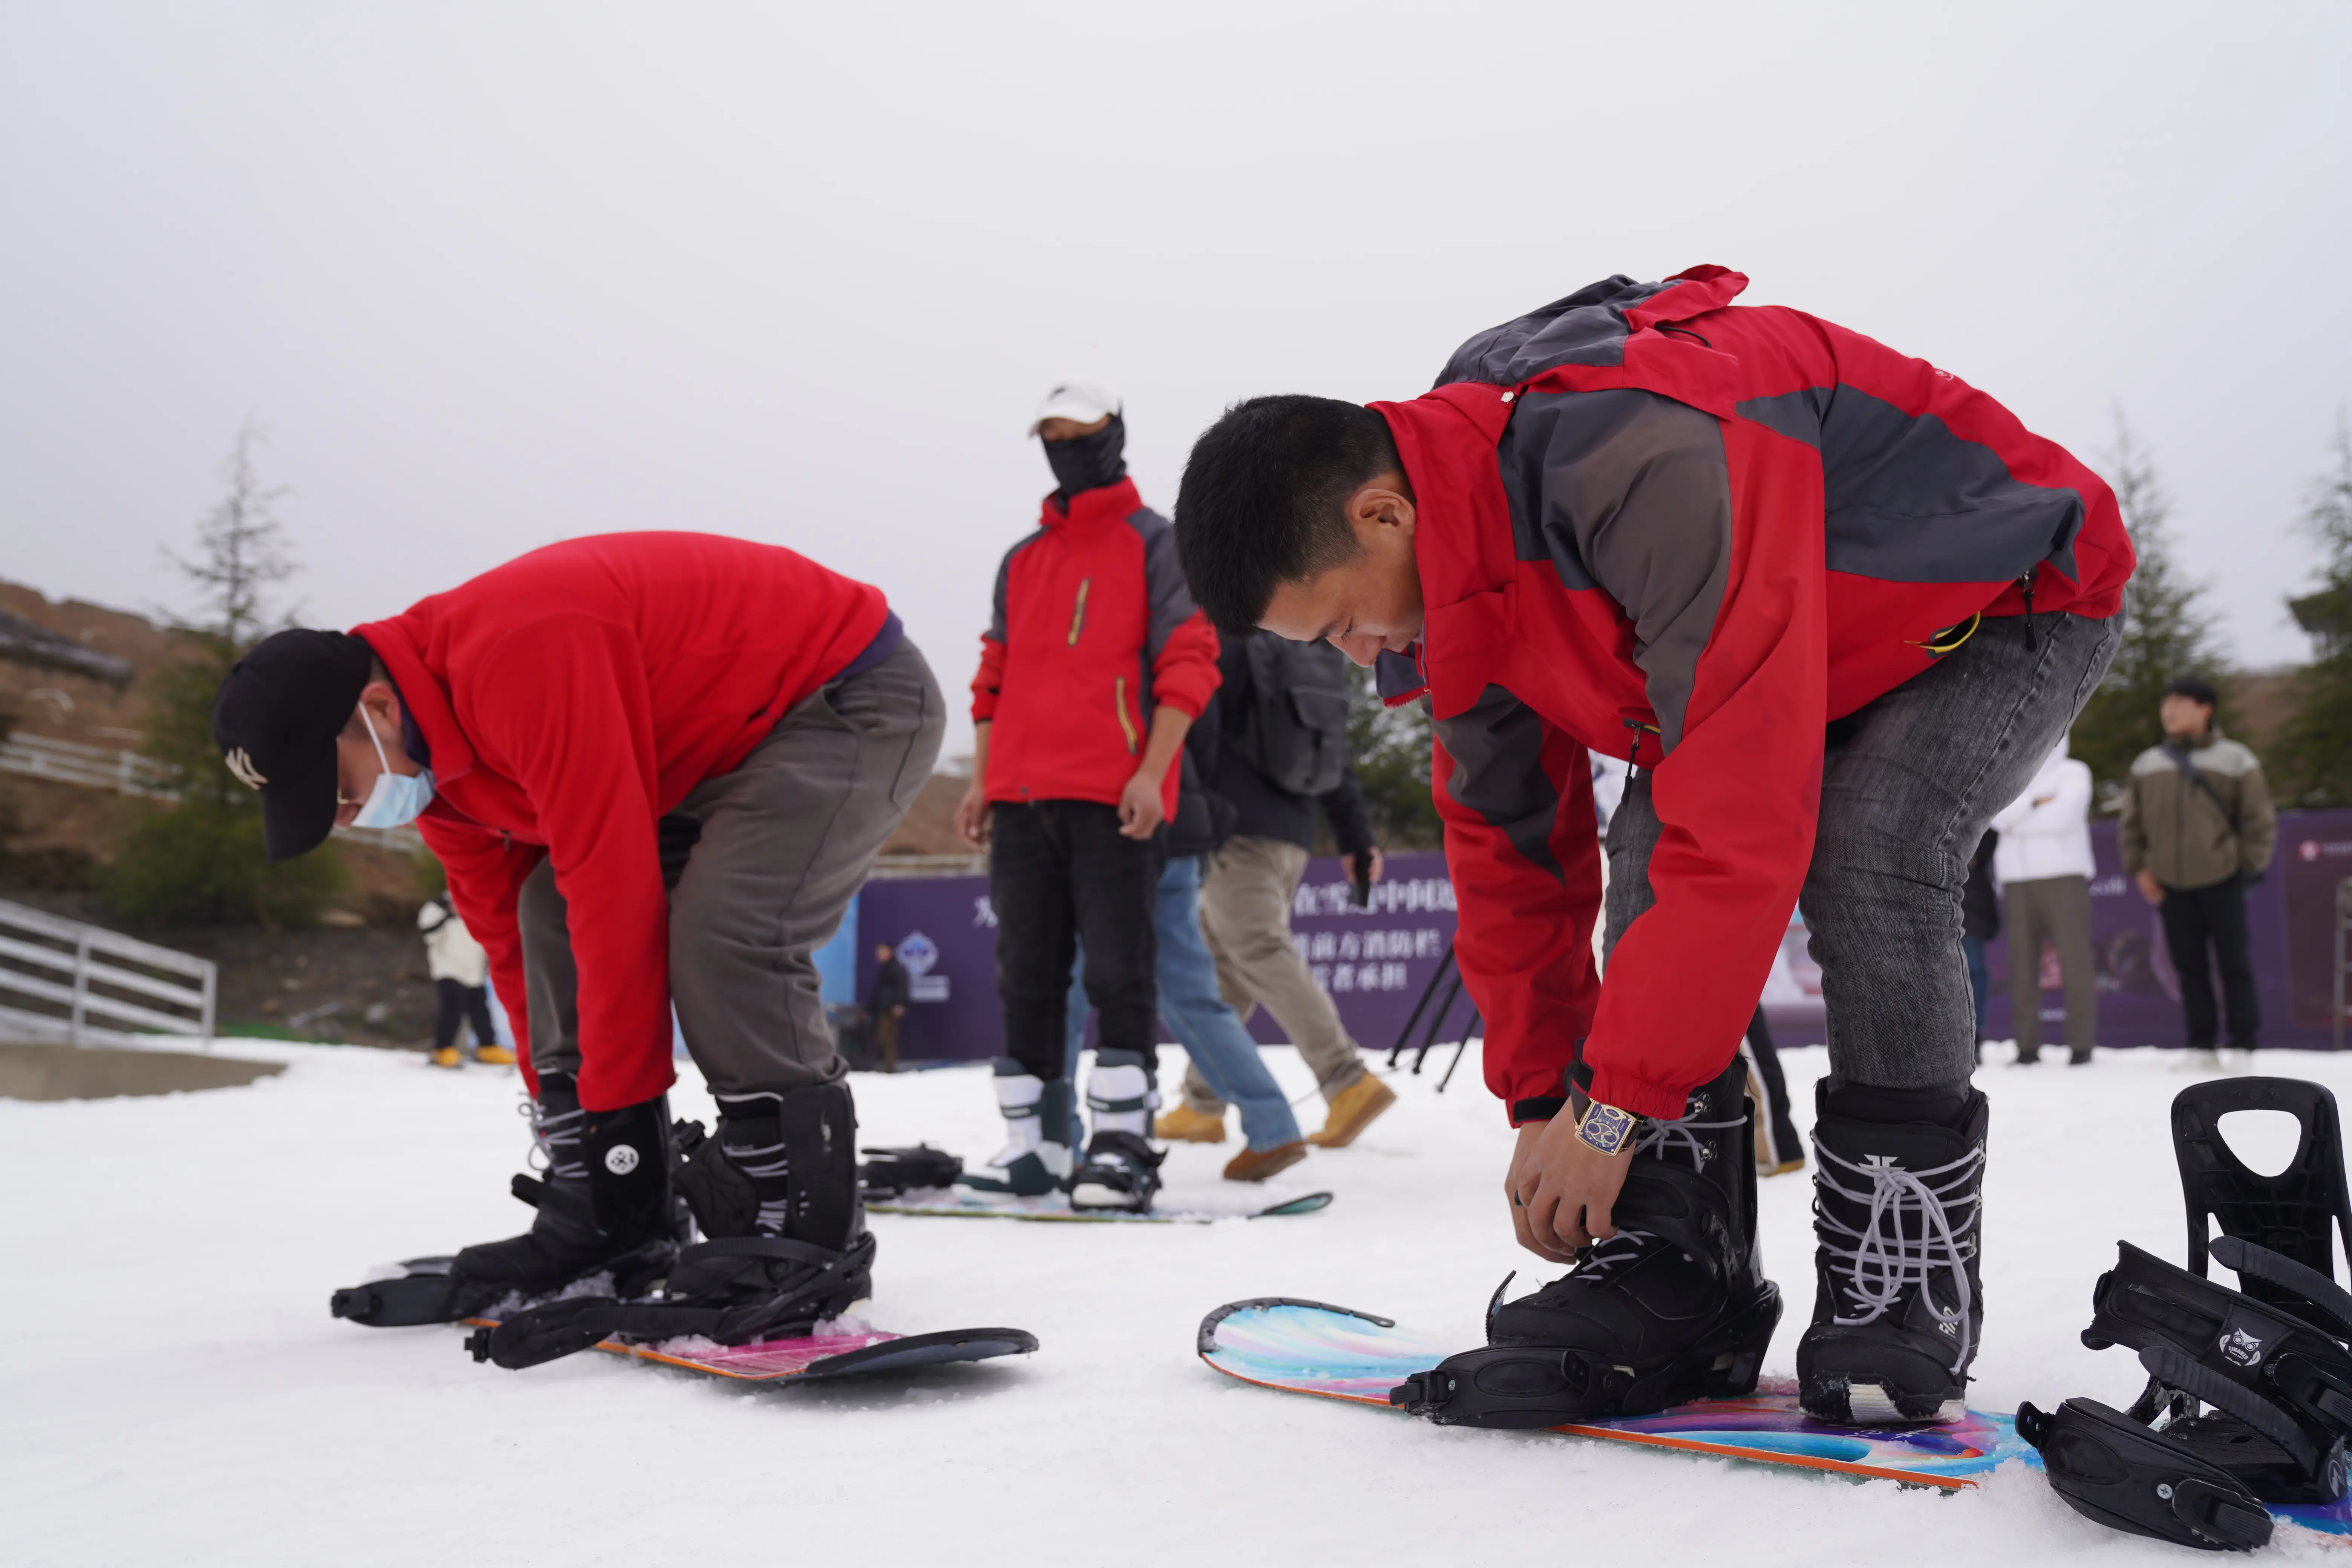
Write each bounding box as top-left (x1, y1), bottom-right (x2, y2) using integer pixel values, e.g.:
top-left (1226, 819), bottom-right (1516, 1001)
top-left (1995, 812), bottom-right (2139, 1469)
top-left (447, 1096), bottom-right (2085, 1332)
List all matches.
top-left (1066, 855), bottom-right (1303, 1151)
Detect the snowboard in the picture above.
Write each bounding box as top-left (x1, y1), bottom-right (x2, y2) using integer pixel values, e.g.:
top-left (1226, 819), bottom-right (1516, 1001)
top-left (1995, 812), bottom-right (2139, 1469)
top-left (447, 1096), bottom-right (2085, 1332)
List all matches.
top-left (466, 1315), bottom-right (1039, 1383)
top-left (872, 1188), bottom-right (1332, 1224)
top-left (1196, 1298), bottom-right (2352, 1537)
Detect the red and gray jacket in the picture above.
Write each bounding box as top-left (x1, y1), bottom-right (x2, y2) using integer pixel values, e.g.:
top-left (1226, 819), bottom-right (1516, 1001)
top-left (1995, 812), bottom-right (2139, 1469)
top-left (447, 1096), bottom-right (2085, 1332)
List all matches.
top-left (971, 477), bottom-right (1220, 819)
top-left (355, 533), bottom-right (890, 1112)
top-left (1375, 266), bottom-right (2134, 1125)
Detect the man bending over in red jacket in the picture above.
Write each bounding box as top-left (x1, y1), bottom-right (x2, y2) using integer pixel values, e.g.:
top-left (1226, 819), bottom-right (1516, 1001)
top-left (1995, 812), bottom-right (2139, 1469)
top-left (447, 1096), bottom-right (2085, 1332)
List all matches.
top-left (213, 533), bottom-right (943, 1363)
top-left (1173, 268), bottom-right (2131, 1426)
top-left (952, 380), bottom-right (1221, 1212)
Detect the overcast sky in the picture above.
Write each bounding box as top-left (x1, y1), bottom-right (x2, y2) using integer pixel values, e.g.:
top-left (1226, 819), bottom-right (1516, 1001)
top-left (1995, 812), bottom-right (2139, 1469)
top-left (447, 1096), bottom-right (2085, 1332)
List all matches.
top-left (4, 2), bottom-right (2348, 757)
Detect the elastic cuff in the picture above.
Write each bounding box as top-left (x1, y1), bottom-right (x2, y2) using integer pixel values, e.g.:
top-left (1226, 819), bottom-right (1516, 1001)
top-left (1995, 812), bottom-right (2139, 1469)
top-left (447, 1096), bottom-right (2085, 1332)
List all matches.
top-left (1583, 1068), bottom-right (1697, 1123)
top-left (1510, 1096), bottom-right (1566, 1127)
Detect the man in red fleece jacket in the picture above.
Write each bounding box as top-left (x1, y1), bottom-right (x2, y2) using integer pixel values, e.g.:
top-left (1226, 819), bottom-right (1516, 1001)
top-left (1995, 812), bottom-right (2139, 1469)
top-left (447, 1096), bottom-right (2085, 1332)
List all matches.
top-left (1173, 269), bottom-right (2130, 1427)
top-left (212, 534), bottom-right (943, 1355)
top-left (951, 379), bottom-right (1221, 1212)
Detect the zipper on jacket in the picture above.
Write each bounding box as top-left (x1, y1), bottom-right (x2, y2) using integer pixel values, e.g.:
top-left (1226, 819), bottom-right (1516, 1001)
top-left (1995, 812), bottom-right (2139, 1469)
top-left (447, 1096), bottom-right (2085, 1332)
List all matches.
top-left (1623, 717), bottom-right (1661, 781)
top-left (1114, 675), bottom-right (1139, 755)
top-left (2020, 567), bottom-right (2038, 650)
top-left (1067, 578), bottom-right (1091, 646)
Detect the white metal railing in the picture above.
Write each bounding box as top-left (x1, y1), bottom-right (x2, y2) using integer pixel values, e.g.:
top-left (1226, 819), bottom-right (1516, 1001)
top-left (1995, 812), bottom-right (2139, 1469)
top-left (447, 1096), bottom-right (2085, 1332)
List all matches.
top-left (0, 731), bottom-right (423, 853)
top-left (0, 897), bottom-right (216, 1049)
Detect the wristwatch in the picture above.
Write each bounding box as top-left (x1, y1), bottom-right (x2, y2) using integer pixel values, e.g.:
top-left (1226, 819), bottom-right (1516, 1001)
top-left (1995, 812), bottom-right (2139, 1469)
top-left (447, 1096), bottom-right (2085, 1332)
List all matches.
top-left (1575, 1099), bottom-right (1638, 1157)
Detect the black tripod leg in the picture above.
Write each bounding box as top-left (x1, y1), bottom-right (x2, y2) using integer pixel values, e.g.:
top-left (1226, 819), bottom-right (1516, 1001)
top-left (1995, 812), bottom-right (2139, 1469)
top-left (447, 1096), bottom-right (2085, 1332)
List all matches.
top-left (1413, 970), bottom-right (1467, 1076)
top-left (1436, 1012), bottom-right (1481, 1093)
top-left (1389, 942), bottom-right (1455, 1069)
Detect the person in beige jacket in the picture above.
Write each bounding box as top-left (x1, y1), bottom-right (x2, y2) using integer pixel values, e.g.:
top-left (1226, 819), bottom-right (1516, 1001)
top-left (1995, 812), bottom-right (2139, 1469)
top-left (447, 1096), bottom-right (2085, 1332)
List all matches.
top-left (2118, 678), bottom-right (2277, 1057)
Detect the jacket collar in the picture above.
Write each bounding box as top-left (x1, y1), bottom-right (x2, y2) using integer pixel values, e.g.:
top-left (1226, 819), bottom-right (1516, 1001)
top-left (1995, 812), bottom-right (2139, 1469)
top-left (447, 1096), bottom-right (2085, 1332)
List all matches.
top-left (1039, 476), bottom-right (1142, 531)
top-left (352, 613), bottom-right (478, 787)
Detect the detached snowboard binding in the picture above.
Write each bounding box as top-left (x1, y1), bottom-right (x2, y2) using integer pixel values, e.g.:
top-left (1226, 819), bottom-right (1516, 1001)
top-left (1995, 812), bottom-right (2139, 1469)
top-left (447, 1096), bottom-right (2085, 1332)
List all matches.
top-left (860, 1145), bottom-right (963, 1200)
top-left (2023, 1077), bottom-right (2352, 1551)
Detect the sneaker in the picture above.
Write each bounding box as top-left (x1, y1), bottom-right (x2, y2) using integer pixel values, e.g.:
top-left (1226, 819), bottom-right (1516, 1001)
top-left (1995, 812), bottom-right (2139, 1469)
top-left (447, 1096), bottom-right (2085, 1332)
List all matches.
top-left (1155, 1105), bottom-right (1228, 1144)
top-left (1797, 1083), bottom-right (1987, 1426)
top-left (429, 1046), bottom-right (463, 1069)
top-left (1307, 1074), bottom-right (1397, 1148)
top-left (1222, 1141), bottom-right (1307, 1183)
top-left (475, 1045), bottom-right (518, 1066)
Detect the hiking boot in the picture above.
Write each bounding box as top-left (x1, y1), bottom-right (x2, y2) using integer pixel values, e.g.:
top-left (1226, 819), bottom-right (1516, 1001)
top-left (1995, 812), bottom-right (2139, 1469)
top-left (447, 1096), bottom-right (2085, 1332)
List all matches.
top-left (1308, 1074), bottom-right (1396, 1148)
top-left (475, 1045), bottom-right (518, 1066)
top-left (1483, 1057), bottom-right (1780, 1416)
top-left (1222, 1141), bottom-right (1307, 1183)
top-left (429, 1046), bottom-right (462, 1069)
top-left (1156, 1104), bottom-right (1228, 1144)
top-left (1797, 1082), bottom-right (1988, 1426)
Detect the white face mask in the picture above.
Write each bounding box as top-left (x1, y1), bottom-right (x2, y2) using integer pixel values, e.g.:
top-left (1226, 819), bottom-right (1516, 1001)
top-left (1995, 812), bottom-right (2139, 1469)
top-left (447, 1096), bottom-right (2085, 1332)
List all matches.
top-left (351, 707), bottom-right (436, 828)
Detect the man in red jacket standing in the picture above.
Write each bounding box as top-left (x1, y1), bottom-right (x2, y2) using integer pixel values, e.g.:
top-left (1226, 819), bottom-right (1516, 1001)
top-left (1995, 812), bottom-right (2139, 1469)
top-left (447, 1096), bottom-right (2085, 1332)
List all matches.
top-left (953, 380), bottom-right (1221, 1212)
top-left (1173, 269), bottom-right (2131, 1426)
top-left (212, 534), bottom-right (943, 1358)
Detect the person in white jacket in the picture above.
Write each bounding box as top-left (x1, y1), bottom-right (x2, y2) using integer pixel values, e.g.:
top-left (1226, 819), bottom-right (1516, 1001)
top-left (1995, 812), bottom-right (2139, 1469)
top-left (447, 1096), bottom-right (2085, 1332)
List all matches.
top-left (418, 896), bottom-right (513, 1068)
top-left (1988, 737), bottom-right (2098, 1065)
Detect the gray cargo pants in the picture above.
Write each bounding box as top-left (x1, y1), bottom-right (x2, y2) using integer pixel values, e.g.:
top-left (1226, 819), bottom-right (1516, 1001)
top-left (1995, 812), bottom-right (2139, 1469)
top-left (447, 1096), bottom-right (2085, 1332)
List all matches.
top-left (2003, 874), bottom-right (2098, 1055)
top-left (1603, 611), bottom-right (2118, 1094)
top-left (516, 638), bottom-right (945, 1098)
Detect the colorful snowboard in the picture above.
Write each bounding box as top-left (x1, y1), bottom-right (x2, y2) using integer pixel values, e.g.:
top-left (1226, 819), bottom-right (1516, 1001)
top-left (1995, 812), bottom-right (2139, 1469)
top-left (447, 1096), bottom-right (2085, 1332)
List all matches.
top-left (462, 1317), bottom-right (1038, 1383)
top-left (873, 1188), bottom-right (1331, 1224)
top-left (1196, 1298), bottom-right (2352, 1536)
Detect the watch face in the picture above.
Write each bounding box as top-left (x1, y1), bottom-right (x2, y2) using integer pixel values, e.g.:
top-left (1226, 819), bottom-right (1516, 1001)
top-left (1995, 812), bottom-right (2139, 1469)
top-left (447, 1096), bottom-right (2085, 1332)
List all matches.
top-left (1579, 1102), bottom-right (1637, 1155)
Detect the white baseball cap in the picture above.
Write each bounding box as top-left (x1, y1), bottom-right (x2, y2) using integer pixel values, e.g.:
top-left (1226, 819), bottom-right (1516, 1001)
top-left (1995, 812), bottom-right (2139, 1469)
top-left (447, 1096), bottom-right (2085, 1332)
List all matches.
top-left (1029, 378), bottom-right (1122, 437)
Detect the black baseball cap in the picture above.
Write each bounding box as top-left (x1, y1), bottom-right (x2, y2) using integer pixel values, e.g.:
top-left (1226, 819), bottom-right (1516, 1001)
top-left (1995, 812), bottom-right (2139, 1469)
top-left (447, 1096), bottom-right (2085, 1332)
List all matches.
top-left (211, 629), bottom-right (376, 862)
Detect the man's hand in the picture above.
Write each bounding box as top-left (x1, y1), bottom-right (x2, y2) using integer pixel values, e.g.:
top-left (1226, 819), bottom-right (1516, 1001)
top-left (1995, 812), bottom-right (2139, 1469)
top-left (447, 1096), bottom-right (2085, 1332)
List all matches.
top-left (1118, 766), bottom-right (1166, 839)
top-left (1505, 1116), bottom-right (1636, 1263)
top-left (2135, 869), bottom-right (2165, 906)
top-left (954, 779), bottom-right (992, 847)
top-left (1363, 845), bottom-right (1386, 884)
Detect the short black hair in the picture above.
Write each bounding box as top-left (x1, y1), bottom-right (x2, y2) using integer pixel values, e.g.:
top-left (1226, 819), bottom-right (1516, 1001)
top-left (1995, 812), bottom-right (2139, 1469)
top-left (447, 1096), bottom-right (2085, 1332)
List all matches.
top-left (1174, 395), bottom-right (1401, 635)
top-left (2164, 677), bottom-right (2220, 707)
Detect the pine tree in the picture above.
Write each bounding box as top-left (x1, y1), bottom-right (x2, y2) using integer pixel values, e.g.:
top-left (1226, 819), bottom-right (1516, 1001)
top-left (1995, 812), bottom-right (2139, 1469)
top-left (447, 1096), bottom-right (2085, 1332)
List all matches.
top-left (1344, 661), bottom-right (1442, 848)
top-left (2067, 413), bottom-right (2232, 809)
top-left (103, 423), bottom-right (347, 925)
top-left (2272, 415), bottom-right (2352, 805)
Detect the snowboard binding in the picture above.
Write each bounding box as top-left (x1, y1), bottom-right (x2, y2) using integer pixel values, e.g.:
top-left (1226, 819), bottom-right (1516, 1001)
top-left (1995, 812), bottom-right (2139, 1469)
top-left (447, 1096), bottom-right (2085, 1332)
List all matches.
top-left (859, 1145), bottom-right (964, 1200)
top-left (2025, 1077), bottom-right (2352, 1548)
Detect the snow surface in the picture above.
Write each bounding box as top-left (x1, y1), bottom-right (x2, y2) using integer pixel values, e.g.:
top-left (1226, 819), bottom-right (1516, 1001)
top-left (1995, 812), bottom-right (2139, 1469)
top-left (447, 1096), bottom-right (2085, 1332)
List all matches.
top-left (7, 1038), bottom-right (2352, 1565)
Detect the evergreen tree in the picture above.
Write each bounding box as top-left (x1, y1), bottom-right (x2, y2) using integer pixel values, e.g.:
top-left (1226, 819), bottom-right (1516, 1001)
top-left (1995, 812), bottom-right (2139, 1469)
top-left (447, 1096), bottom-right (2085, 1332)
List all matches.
top-left (2067, 413), bottom-right (2231, 809)
top-left (1345, 661), bottom-right (1442, 849)
top-left (103, 423), bottom-right (346, 925)
top-left (2272, 415), bottom-right (2352, 806)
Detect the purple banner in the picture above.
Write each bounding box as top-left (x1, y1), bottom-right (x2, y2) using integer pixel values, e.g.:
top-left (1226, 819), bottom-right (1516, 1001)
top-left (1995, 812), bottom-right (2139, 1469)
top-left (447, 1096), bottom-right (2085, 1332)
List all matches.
top-left (1762, 808), bottom-right (2352, 1050)
top-left (853, 852), bottom-right (1461, 1064)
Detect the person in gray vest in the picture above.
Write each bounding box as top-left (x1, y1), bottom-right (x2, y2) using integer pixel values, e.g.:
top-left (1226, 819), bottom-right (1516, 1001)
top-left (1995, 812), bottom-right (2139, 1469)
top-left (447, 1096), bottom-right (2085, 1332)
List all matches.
top-left (1155, 631), bottom-right (1398, 1150)
top-left (2119, 678), bottom-right (2277, 1063)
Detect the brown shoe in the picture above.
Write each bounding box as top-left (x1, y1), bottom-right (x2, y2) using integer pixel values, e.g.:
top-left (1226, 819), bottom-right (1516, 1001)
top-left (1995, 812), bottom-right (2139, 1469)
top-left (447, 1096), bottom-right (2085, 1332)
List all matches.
top-left (1222, 1141), bottom-right (1307, 1182)
top-left (1306, 1074), bottom-right (1397, 1148)
top-left (1154, 1104), bottom-right (1228, 1144)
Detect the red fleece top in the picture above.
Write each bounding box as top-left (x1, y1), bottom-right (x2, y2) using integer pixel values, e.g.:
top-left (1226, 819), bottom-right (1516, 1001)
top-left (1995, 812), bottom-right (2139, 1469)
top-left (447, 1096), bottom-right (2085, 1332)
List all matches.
top-left (355, 533), bottom-right (887, 1112)
top-left (971, 478), bottom-right (1220, 820)
top-left (1380, 266), bottom-right (2133, 1124)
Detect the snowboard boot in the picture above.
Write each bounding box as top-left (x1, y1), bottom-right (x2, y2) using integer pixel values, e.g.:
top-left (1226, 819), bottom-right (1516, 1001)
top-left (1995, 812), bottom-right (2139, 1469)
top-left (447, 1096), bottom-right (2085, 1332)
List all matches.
top-left (1452, 1055), bottom-right (1780, 1423)
top-left (471, 1083), bottom-right (873, 1369)
top-left (447, 1074), bottom-right (676, 1304)
top-left (1068, 1049), bottom-right (1165, 1214)
top-left (663, 1083), bottom-right (876, 1341)
top-left (1797, 1081), bottom-right (1988, 1425)
top-left (958, 1060), bottom-right (1075, 1197)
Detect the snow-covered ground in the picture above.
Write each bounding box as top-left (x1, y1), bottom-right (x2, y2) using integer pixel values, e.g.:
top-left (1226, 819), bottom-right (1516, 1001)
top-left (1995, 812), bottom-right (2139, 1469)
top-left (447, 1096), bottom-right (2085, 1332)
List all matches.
top-left (5, 1038), bottom-right (2349, 1565)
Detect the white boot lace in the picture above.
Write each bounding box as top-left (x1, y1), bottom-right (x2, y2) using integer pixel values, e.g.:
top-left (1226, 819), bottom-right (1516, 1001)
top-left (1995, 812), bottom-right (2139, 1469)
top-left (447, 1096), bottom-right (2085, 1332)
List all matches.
top-left (1815, 1142), bottom-right (1982, 1374)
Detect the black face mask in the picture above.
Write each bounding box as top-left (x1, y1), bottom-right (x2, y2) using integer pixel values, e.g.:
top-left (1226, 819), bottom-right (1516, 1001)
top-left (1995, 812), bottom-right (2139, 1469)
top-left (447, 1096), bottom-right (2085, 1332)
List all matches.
top-left (1043, 415), bottom-right (1127, 502)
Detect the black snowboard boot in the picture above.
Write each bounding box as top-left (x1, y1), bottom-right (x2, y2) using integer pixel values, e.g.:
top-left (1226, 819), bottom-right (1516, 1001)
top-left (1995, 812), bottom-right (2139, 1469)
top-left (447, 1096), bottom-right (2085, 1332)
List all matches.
top-left (665, 1082), bottom-right (876, 1343)
top-left (1797, 1080), bottom-right (1988, 1425)
top-left (449, 1074), bottom-right (675, 1302)
top-left (1471, 1056), bottom-right (1781, 1418)
top-left (1068, 1049), bottom-right (1165, 1214)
